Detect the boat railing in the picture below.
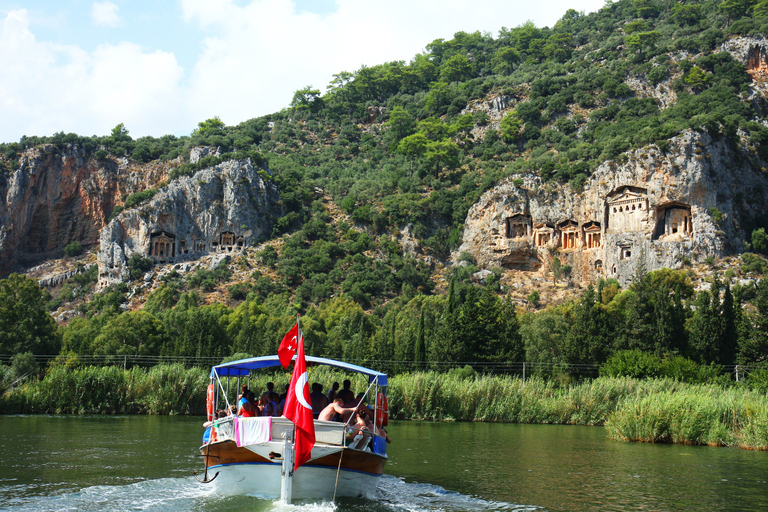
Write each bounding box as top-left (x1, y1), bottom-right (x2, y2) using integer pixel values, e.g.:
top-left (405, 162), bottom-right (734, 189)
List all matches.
top-left (205, 415), bottom-right (386, 455)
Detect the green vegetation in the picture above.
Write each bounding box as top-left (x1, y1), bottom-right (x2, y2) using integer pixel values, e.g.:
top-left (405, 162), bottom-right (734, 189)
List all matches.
top-left (1, 364), bottom-right (207, 414)
top-left (63, 241), bottom-right (83, 257)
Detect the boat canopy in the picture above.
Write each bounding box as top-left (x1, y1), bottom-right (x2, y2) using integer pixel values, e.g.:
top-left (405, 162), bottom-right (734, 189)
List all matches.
top-left (211, 355), bottom-right (388, 387)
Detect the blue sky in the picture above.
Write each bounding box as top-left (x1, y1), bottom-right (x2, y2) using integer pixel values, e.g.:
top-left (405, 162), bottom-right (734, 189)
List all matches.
top-left (0, 0), bottom-right (606, 143)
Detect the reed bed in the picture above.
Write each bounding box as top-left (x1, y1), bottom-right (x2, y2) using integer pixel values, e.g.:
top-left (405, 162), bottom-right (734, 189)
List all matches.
top-left (388, 373), bottom-right (768, 450)
top-left (3, 367), bottom-right (768, 450)
top-left (605, 386), bottom-right (768, 450)
top-left (0, 364), bottom-right (208, 415)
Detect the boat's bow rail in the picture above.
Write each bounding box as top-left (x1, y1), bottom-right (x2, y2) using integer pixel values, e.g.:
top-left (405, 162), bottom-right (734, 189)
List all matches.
top-left (205, 416), bottom-right (386, 455)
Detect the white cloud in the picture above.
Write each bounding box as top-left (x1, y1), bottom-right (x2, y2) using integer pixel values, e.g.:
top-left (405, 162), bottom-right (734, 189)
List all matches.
top-left (91, 1), bottom-right (121, 28)
top-left (0, 9), bottom-right (188, 140)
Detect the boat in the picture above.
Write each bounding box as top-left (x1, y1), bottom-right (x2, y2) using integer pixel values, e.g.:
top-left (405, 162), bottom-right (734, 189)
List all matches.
top-left (196, 354), bottom-right (390, 502)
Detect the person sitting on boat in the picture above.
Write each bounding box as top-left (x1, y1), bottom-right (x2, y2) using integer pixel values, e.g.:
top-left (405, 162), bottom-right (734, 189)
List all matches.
top-left (260, 392), bottom-right (279, 417)
top-left (237, 384), bottom-right (250, 415)
top-left (318, 398), bottom-right (360, 422)
top-left (336, 379), bottom-right (355, 405)
top-left (240, 391), bottom-right (261, 418)
top-left (346, 410), bottom-right (373, 450)
top-left (327, 381), bottom-right (340, 403)
top-left (310, 382), bottom-right (329, 419)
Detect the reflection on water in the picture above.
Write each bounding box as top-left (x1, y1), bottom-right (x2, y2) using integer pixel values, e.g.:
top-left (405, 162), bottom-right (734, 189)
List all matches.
top-left (0, 416), bottom-right (766, 512)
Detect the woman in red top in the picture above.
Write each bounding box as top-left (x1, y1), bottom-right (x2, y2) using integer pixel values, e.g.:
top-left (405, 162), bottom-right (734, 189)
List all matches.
top-left (240, 391), bottom-right (260, 417)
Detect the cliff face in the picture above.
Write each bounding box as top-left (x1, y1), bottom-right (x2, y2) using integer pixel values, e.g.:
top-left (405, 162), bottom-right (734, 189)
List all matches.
top-left (0, 144), bottom-right (168, 273)
top-left (97, 159), bottom-right (281, 287)
top-left (457, 130), bottom-right (768, 286)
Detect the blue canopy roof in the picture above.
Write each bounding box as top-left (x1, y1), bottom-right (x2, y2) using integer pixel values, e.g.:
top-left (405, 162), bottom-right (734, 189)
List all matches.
top-left (211, 355), bottom-right (388, 386)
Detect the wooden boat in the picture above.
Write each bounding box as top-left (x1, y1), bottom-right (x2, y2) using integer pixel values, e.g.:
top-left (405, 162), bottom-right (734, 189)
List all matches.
top-left (197, 355), bottom-right (389, 502)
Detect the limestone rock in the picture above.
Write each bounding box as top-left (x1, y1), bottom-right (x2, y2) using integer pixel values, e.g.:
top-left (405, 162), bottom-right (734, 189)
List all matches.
top-left (456, 130), bottom-right (768, 286)
top-left (0, 144), bottom-right (168, 273)
top-left (97, 158), bottom-right (280, 288)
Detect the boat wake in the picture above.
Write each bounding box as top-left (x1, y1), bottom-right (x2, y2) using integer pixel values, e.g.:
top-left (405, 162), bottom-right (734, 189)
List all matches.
top-left (0, 475), bottom-right (541, 512)
top-left (369, 475), bottom-right (543, 512)
top-left (0, 477), bottom-right (216, 512)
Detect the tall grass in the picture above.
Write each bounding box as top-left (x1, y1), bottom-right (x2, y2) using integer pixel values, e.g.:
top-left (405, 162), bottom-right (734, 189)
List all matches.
top-left (0, 364), bottom-right (208, 415)
top-left (3, 366), bottom-right (768, 450)
top-left (605, 386), bottom-right (768, 450)
top-left (388, 373), bottom-right (768, 450)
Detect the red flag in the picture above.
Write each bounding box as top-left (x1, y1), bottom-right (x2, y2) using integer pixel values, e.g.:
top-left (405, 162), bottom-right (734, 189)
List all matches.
top-left (283, 335), bottom-right (315, 470)
top-left (278, 323), bottom-right (299, 369)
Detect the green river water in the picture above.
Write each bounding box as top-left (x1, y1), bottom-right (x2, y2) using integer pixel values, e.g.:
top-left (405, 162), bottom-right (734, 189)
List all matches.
top-left (0, 415), bottom-right (766, 511)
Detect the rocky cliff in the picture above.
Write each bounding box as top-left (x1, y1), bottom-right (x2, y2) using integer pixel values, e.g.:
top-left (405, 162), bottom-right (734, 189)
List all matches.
top-left (0, 144), bottom-right (168, 274)
top-left (457, 130), bottom-right (768, 286)
top-left (97, 159), bottom-right (281, 287)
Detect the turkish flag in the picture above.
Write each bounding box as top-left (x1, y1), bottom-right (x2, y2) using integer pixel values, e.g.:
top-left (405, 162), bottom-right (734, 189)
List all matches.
top-left (278, 323), bottom-right (299, 369)
top-left (283, 335), bottom-right (315, 470)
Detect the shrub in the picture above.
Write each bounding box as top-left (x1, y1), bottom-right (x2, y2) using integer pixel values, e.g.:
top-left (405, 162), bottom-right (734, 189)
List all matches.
top-left (126, 253), bottom-right (153, 281)
top-left (63, 241), bottom-right (83, 257)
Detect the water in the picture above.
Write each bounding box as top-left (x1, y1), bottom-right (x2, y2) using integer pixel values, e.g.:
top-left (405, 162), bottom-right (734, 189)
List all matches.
top-left (0, 416), bottom-right (766, 512)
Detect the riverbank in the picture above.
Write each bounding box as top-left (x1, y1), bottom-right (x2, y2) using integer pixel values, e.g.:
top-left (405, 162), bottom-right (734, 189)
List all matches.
top-left (2, 365), bottom-right (767, 450)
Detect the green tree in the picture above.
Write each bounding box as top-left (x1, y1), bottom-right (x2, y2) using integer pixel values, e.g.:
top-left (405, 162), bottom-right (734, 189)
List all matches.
top-left (90, 310), bottom-right (164, 356)
top-left (194, 116), bottom-right (225, 135)
top-left (565, 285), bottom-right (617, 365)
top-left (397, 133), bottom-right (429, 175)
top-left (110, 123), bottom-right (131, 142)
top-left (492, 47), bottom-right (520, 75)
top-left (500, 112), bottom-right (523, 144)
top-left (384, 106), bottom-right (416, 150)
top-left (440, 54), bottom-right (473, 86)
top-left (685, 66), bottom-right (711, 92)
top-left (424, 140), bottom-right (460, 176)
top-left (752, 228), bottom-right (768, 254)
top-left (414, 309), bottom-right (426, 366)
top-left (0, 274), bottom-right (60, 355)
top-left (290, 86), bottom-right (323, 114)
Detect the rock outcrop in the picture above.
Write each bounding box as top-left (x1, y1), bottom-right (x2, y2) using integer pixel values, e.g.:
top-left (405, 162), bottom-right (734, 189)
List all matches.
top-left (97, 158), bottom-right (280, 287)
top-left (457, 130), bottom-right (768, 286)
top-left (0, 144), bottom-right (167, 273)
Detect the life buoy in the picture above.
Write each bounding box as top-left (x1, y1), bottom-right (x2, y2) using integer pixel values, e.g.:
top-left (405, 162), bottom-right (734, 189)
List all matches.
top-left (376, 392), bottom-right (389, 427)
top-left (206, 383), bottom-right (214, 421)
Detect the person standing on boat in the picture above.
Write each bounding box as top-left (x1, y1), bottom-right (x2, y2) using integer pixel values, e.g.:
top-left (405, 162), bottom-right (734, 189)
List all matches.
top-left (337, 379), bottom-right (355, 405)
top-left (327, 381), bottom-right (340, 403)
top-left (310, 383), bottom-right (329, 418)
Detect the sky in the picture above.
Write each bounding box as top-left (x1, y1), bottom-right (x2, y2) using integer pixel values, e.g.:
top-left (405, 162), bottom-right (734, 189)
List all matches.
top-left (0, 0), bottom-right (607, 143)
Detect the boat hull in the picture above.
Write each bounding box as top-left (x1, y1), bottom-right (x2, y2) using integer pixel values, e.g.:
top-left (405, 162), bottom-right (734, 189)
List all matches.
top-left (201, 440), bottom-right (386, 499)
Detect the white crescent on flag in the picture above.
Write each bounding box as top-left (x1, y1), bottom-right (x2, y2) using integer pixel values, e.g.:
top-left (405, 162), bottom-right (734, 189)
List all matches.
top-left (295, 371), bottom-right (311, 409)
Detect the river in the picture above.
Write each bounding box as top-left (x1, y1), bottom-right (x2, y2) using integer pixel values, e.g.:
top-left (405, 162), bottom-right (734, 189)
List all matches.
top-left (0, 415), bottom-right (766, 511)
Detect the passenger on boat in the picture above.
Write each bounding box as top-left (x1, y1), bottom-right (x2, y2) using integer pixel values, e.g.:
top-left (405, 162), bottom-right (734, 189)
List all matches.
top-left (336, 379), bottom-right (355, 404)
top-left (318, 398), bottom-right (360, 422)
top-left (277, 383), bottom-right (289, 415)
top-left (327, 381), bottom-right (340, 403)
top-left (346, 410), bottom-right (373, 450)
top-left (240, 391), bottom-right (261, 417)
top-left (237, 384), bottom-right (250, 414)
top-left (259, 392), bottom-right (279, 417)
top-left (310, 383), bottom-right (329, 418)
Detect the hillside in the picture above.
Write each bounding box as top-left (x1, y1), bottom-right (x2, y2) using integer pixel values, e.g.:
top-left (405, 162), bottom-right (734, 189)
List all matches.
top-left (3, 0), bottom-right (768, 377)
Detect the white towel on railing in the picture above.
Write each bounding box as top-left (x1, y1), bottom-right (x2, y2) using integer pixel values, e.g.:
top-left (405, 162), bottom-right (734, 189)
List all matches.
top-left (235, 416), bottom-right (272, 447)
